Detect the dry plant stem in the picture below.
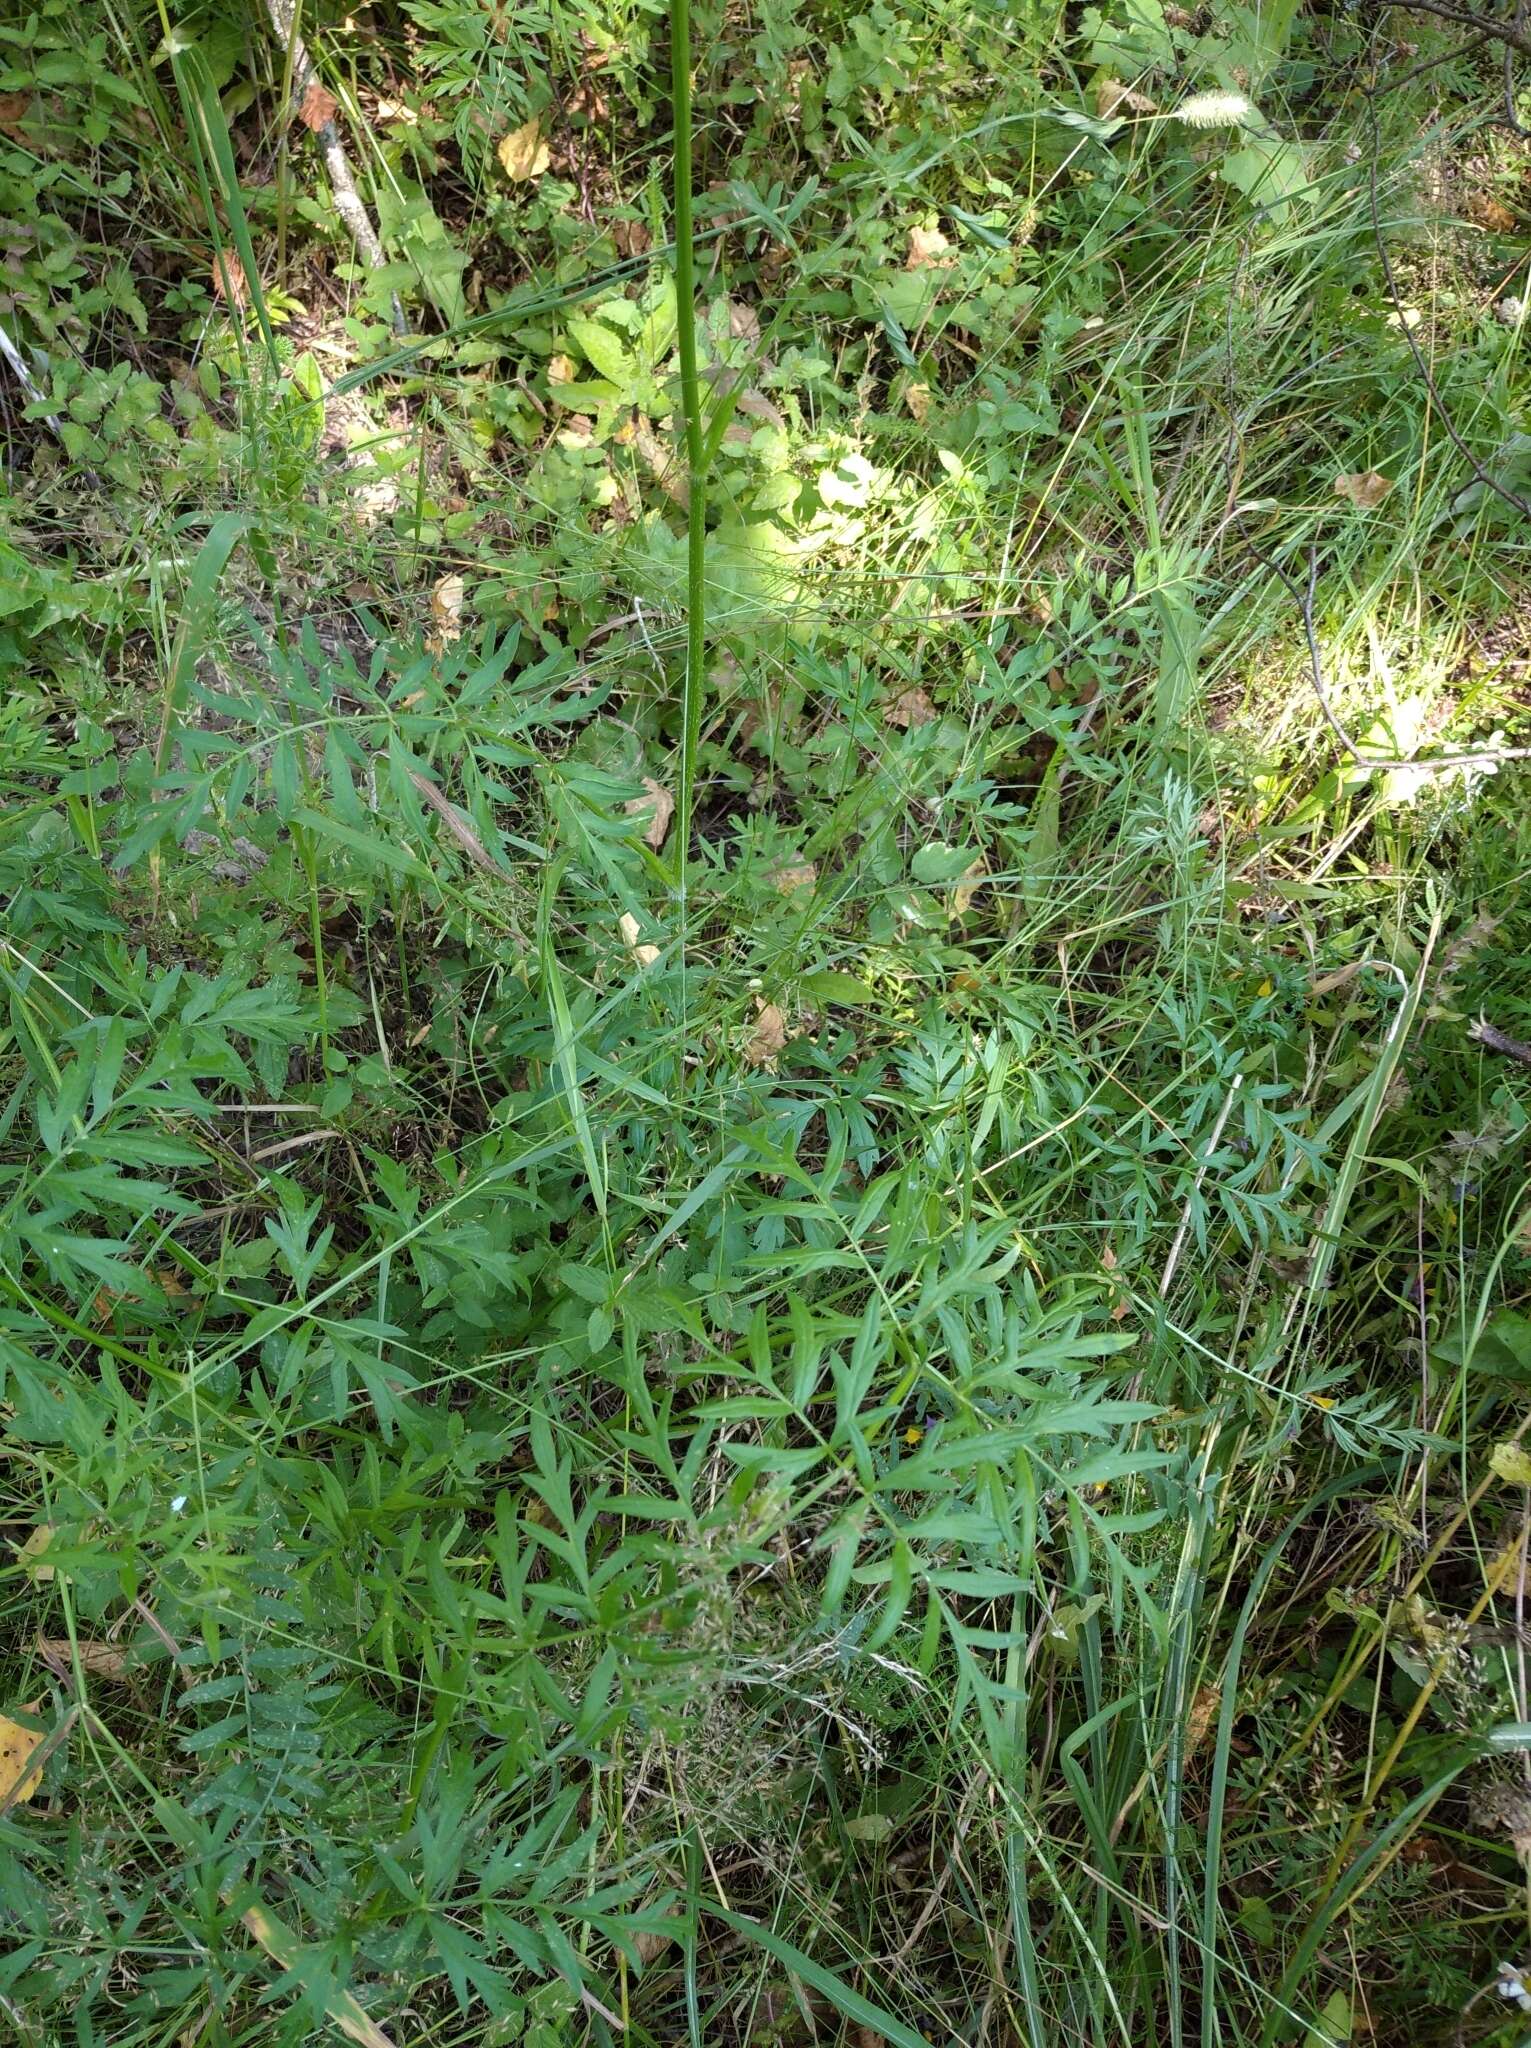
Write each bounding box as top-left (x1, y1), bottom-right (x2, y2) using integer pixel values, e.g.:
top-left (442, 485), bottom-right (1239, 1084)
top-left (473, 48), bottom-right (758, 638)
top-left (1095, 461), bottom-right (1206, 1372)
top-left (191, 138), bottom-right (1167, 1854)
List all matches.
top-left (262, 0), bottom-right (407, 337)
top-left (1388, 0), bottom-right (1531, 63)
top-left (1471, 1016), bottom-right (1531, 1067)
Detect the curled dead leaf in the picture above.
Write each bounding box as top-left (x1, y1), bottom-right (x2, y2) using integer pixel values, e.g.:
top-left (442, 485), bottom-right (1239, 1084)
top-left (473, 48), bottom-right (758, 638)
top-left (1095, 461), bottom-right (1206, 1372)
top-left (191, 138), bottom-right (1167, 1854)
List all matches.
top-left (953, 856), bottom-right (987, 918)
top-left (625, 776), bottom-right (675, 851)
top-left (744, 1000), bottom-right (789, 1069)
top-left (904, 380), bottom-right (932, 424)
top-left (547, 352), bottom-right (578, 385)
top-left (1332, 470), bottom-right (1393, 509)
top-left (0, 1703), bottom-right (45, 1806)
top-left (885, 685), bottom-right (936, 729)
top-left (297, 79), bottom-right (338, 132)
top-left (618, 913), bottom-right (661, 969)
top-left (497, 117), bottom-right (550, 182)
top-left (428, 572), bottom-right (465, 649)
top-left (35, 1637), bottom-right (131, 1683)
top-left (906, 222), bottom-right (955, 270)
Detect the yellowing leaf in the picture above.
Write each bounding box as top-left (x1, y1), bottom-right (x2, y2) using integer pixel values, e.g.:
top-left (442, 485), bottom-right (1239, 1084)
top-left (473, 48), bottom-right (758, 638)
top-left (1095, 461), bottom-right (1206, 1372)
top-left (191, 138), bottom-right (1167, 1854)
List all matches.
top-left (624, 776), bottom-right (675, 851)
top-left (547, 352), bottom-right (578, 385)
top-left (1492, 1441), bottom-right (1531, 1487)
top-left (1332, 470), bottom-right (1393, 509)
top-left (744, 1000), bottom-right (789, 1068)
top-left (0, 1703), bottom-right (45, 1805)
top-left (497, 117), bottom-right (550, 182)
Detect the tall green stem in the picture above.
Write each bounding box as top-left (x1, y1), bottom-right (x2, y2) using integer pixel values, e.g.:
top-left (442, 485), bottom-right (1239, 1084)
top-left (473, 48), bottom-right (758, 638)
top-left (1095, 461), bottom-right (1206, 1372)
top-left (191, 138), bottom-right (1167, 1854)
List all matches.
top-left (669, 0), bottom-right (706, 916)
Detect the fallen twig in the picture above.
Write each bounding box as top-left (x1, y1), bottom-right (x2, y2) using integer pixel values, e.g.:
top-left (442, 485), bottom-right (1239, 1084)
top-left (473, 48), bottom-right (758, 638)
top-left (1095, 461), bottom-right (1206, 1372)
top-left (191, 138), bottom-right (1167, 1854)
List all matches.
top-left (262, 0), bottom-right (406, 337)
top-left (1469, 1016), bottom-right (1531, 1066)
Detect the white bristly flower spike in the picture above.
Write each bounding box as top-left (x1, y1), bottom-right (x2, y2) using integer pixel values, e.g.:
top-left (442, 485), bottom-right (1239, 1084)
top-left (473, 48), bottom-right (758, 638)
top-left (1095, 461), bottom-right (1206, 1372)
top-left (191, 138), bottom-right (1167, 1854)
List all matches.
top-left (1178, 90), bottom-right (1252, 129)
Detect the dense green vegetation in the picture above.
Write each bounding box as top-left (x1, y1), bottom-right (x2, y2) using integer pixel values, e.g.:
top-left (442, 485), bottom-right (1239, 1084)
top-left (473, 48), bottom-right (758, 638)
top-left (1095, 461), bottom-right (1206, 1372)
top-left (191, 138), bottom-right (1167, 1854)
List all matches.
top-left (2, 1), bottom-right (1531, 2043)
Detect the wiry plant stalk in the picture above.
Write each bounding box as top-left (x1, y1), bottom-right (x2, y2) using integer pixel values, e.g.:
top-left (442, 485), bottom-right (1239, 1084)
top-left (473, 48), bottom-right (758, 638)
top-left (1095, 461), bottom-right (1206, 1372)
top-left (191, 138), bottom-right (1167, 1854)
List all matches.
top-left (668, 0), bottom-right (707, 918)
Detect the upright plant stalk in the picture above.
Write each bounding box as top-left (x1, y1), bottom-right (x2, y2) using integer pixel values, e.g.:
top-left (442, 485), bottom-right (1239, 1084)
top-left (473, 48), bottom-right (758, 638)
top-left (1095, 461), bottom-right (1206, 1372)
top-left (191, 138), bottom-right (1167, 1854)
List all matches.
top-left (669, 0), bottom-right (707, 919)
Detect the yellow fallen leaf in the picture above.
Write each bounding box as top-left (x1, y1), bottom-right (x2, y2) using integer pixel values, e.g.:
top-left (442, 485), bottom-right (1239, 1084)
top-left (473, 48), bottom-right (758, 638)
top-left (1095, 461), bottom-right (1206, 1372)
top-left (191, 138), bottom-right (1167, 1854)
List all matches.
top-left (547, 352), bottom-right (578, 385)
top-left (624, 776), bottom-right (675, 851)
top-left (904, 380), bottom-right (932, 424)
top-left (374, 97), bottom-right (419, 125)
top-left (744, 1000), bottom-right (789, 1069)
top-left (35, 1637), bottom-right (130, 1682)
top-left (885, 685), bottom-right (936, 730)
top-left (0, 1703), bottom-right (45, 1805)
top-left (772, 862), bottom-right (817, 895)
top-left (497, 117), bottom-right (550, 182)
top-left (1492, 1441), bottom-right (1531, 1487)
top-left (1332, 470), bottom-right (1393, 509)
top-left (618, 913), bottom-right (660, 969)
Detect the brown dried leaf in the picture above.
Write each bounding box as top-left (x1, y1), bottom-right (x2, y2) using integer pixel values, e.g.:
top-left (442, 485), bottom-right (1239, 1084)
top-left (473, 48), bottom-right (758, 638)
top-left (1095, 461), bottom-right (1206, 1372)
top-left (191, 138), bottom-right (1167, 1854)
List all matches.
top-left (298, 80), bottom-right (339, 132)
top-left (625, 776), bottom-right (675, 851)
top-left (1186, 1683), bottom-right (1222, 1758)
top-left (633, 1920), bottom-right (682, 1965)
top-left (613, 217), bottom-right (652, 258)
top-left (618, 913), bottom-right (660, 969)
top-left (726, 298), bottom-right (762, 344)
top-left (1332, 470), bottom-right (1393, 509)
top-left (35, 1637), bottom-right (130, 1683)
top-left (906, 222), bottom-right (955, 270)
top-left (0, 92), bottom-right (31, 139)
top-left (904, 380), bottom-right (932, 424)
top-left (1466, 192), bottom-right (1517, 234)
top-left (0, 1704), bottom-right (44, 1806)
top-left (547, 352), bottom-right (578, 385)
top-left (744, 1000), bottom-right (789, 1069)
top-left (885, 685), bottom-right (936, 729)
top-left (497, 116), bottom-right (550, 182)
top-left (210, 248), bottom-right (248, 310)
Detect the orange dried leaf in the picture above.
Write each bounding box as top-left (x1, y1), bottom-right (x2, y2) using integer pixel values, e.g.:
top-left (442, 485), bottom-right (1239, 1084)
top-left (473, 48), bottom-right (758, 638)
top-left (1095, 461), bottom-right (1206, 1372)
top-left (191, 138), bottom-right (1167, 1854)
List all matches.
top-left (298, 80), bottom-right (338, 132)
top-left (210, 249), bottom-right (248, 310)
